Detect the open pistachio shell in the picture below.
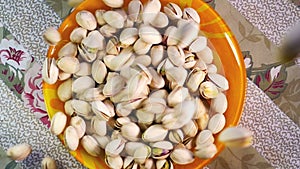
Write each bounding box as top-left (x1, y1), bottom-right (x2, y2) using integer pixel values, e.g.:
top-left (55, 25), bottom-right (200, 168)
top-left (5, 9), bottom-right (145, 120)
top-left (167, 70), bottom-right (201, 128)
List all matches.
top-left (81, 135), bottom-right (102, 157)
top-left (42, 58), bottom-right (59, 85)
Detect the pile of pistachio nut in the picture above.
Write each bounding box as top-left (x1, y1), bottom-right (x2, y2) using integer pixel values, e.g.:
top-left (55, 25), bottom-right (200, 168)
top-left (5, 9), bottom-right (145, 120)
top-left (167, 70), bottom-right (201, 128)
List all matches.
top-left (41, 0), bottom-right (240, 168)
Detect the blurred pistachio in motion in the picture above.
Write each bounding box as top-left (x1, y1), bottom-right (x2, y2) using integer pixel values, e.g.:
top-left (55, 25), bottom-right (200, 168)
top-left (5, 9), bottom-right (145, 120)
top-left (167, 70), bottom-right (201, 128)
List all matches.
top-left (41, 157), bottom-right (57, 169)
top-left (218, 127), bottom-right (253, 148)
top-left (6, 143), bottom-right (32, 161)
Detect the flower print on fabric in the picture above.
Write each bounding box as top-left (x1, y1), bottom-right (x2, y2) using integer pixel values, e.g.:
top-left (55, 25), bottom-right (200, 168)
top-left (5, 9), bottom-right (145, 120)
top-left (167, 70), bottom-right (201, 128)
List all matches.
top-left (22, 62), bottom-right (50, 127)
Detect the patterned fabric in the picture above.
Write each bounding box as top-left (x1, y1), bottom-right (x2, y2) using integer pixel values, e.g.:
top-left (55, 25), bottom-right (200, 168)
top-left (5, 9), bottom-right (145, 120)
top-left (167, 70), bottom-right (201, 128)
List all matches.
top-left (228, 0), bottom-right (300, 45)
top-left (0, 0), bottom-right (299, 168)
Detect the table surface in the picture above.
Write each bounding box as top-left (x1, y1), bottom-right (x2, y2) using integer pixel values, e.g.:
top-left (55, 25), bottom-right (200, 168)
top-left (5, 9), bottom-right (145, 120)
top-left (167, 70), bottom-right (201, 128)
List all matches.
top-left (0, 0), bottom-right (299, 168)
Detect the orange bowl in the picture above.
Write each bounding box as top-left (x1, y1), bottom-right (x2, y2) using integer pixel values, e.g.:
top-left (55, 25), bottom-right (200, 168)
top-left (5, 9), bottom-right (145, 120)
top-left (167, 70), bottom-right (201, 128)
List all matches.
top-left (43, 0), bottom-right (246, 168)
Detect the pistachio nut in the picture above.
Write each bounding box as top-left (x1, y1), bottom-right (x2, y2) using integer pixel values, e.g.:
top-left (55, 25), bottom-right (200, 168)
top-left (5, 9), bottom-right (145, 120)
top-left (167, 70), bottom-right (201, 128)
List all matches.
top-left (91, 100), bottom-right (115, 121)
top-left (42, 58), bottom-right (59, 85)
top-left (186, 68), bottom-right (206, 93)
top-left (207, 73), bottom-right (229, 91)
top-left (106, 37), bottom-right (121, 55)
top-left (103, 11), bottom-right (125, 29)
top-left (70, 116), bottom-right (86, 138)
top-left (91, 59), bottom-right (107, 84)
top-left (64, 126), bottom-right (79, 151)
top-left (58, 41), bottom-right (78, 58)
top-left (142, 0), bottom-right (161, 24)
top-left (177, 21), bottom-right (199, 49)
top-left (218, 127), bottom-right (253, 148)
top-left (165, 66), bottom-right (187, 87)
top-left (81, 30), bottom-right (105, 54)
top-left (149, 89), bottom-right (168, 100)
top-left (183, 51), bottom-right (197, 69)
top-left (207, 64), bottom-right (218, 74)
top-left (99, 24), bottom-right (117, 37)
top-left (167, 86), bottom-right (189, 107)
top-left (72, 76), bottom-right (95, 94)
top-left (196, 46), bottom-right (213, 64)
top-left (71, 99), bottom-right (93, 119)
top-left (196, 112), bottom-right (209, 130)
top-left (76, 10), bottom-right (97, 30)
top-left (58, 71), bottom-right (72, 81)
top-left (57, 78), bottom-right (72, 102)
top-left (199, 81), bottom-right (219, 99)
top-left (182, 7), bottom-right (200, 24)
top-left (195, 130), bottom-right (214, 150)
top-left (91, 116), bottom-right (107, 136)
top-left (115, 116), bottom-right (131, 128)
top-left (151, 141), bottom-right (173, 159)
top-left (194, 144), bottom-right (217, 159)
top-left (193, 58), bottom-right (208, 71)
top-left (211, 92), bottom-right (228, 114)
top-left (81, 135), bottom-right (102, 157)
top-left (189, 36), bottom-right (207, 53)
top-left (93, 134), bottom-right (111, 149)
top-left (150, 12), bottom-right (169, 28)
top-left (104, 47), bottom-right (134, 71)
top-left (43, 27), bottom-right (61, 45)
top-left (102, 0), bottom-right (123, 8)
top-left (167, 45), bottom-right (185, 67)
top-left (165, 26), bottom-right (180, 46)
top-left (208, 113), bottom-right (226, 134)
top-left (156, 159), bottom-right (174, 169)
top-left (139, 25), bottom-right (162, 44)
top-left (193, 97), bottom-right (208, 119)
top-left (105, 139), bottom-right (125, 157)
top-left (121, 122), bottom-right (141, 141)
top-left (70, 27), bottom-right (87, 43)
top-left (105, 155), bottom-right (123, 169)
top-left (50, 111), bottom-right (67, 135)
top-left (163, 2), bottom-right (182, 20)
top-left (128, 0), bottom-right (143, 22)
top-left (6, 143), bottom-right (32, 161)
top-left (103, 74), bottom-right (126, 97)
top-left (148, 67), bottom-right (165, 89)
top-left (150, 45), bottom-right (164, 67)
top-left (41, 157), bottom-right (57, 169)
top-left (168, 129), bottom-right (184, 144)
top-left (136, 109), bottom-right (155, 126)
top-left (142, 124), bottom-right (168, 142)
top-left (162, 101), bottom-right (195, 130)
top-left (170, 147), bottom-right (194, 165)
top-left (75, 62), bottom-right (91, 77)
top-left (133, 38), bottom-right (152, 55)
top-left (95, 9), bottom-right (106, 26)
top-left (57, 56), bottom-right (80, 74)
top-left (77, 87), bottom-right (106, 102)
top-left (182, 120), bottom-right (198, 138)
top-left (133, 145), bottom-right (151, 164)
top-left (120, 27), bottom-right (139, 47)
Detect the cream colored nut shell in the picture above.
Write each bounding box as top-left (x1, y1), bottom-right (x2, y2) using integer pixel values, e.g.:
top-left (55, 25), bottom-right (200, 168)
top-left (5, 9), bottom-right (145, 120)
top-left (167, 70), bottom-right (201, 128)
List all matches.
top-left (50, 112), bottom-right (67, 135)
top-left (6, 143), bottom-right (32, 161)
top-left (41, 157), bottom-right (57, 169)
top-left (208, 113), bottom-right (226, 134)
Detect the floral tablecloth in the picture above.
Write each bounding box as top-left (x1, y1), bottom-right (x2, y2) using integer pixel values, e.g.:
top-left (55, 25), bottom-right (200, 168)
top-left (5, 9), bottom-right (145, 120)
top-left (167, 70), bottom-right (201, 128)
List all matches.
top-left (0, 0), bottom-right (299, 168)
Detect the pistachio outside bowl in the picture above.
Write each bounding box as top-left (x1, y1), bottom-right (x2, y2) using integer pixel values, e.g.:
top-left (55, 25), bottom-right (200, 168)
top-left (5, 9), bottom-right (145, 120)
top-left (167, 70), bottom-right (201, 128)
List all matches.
top-left (43, 0), bottom-right (247, 168)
